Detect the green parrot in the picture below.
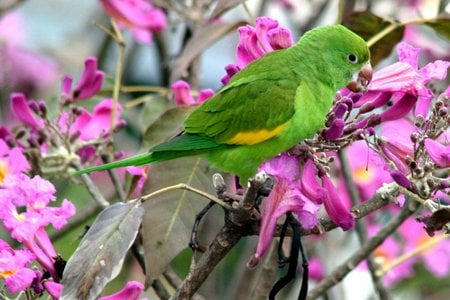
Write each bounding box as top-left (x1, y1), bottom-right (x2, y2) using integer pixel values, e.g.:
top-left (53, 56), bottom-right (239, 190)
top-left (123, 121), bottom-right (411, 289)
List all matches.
top-left (73, 24), bottom-right (372, 183)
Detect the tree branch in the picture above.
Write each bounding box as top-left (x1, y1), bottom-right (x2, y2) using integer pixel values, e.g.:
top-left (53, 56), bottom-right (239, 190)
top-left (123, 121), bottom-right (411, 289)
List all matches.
top-left (306, 200), bottom-right (419, 300)
top-left (338, 150), bottom-right (391, 300)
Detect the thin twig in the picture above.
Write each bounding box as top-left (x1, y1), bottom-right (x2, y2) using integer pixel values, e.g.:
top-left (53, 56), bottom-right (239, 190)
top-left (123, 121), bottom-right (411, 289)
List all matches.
top-left (110, 19), bottom-right (126, 129)
top-left (376, 233), bottom-right (450, 277)
top-left (306, 200), bottom-right (419, 300)
top-left (338, 150), bottom-right (391, 300)
top-left (140, 183), bottom-right (232, 209)
top-left (367, 18), bottom-right (426, 48)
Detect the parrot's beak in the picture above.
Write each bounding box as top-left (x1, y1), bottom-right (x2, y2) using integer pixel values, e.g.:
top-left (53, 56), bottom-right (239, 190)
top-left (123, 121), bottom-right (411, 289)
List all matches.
top-left (347, 62), bottom-right (373, 92)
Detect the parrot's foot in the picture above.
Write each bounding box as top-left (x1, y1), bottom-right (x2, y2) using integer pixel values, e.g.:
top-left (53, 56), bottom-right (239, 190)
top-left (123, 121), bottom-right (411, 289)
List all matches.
top-left (189, 201), bottom-right (216, 252)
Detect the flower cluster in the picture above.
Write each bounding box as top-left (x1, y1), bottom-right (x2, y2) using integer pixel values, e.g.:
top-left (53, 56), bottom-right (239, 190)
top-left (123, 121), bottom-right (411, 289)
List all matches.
top-left (0, 137), bottom-right (75, 295)
top-left (225, 17), bottom-right (450, 285)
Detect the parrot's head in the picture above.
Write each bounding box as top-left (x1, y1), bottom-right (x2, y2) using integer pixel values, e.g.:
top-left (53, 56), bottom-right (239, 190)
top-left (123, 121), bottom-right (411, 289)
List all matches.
top-left (298, 24), bottom-right (372, 92)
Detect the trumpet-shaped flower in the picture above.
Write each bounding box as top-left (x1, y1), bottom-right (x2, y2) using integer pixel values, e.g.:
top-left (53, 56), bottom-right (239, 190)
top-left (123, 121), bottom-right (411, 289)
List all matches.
top-left (62, 57), bottom-right (105, 102)
top-left (10, 93), bottom-right (44, 130)
top-left (171, 80), bottom-right (214, 106)
top-left (59, 98), bottom-right (124, 141)
top-left (424, 138), bottom-right (450, 168)
top-left (99, 281), bottom-right (145, 300)
top-left (0, 240), bottom-right (36, 294)
top-left (356, 42), bottom-right (450, 120)
top-left (221, 16), bottom-right (293, 84)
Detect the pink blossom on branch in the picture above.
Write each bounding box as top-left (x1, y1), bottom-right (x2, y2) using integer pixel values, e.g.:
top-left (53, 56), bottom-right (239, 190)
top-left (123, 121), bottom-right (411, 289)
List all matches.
top-left (171, 80), bottom-right (214, 106)
top-left (10, 93), bottom-right (44, 130)
top-left (221, 16), bottom-right (293, 84)
top-left (0, 240), bottom-right (36, 294)
top-left (62, 57), bottom-right (105, 102)
top-left (100, 0), bottom-right (167, 44)
top-left (424, 138), bottom-right (450, 168)
top-left (59, 98), bottom-right (125, 141)
top-left (356, 42), bottom-right (450, 120)
top-left (0, 174), bottom-right (76, 281)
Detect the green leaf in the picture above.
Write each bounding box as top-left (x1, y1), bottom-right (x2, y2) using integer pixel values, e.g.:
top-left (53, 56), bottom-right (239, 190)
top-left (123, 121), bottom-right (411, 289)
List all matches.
top-left (342, 11), bottom-right (405, 66)
top-left (141, 157), bottom-right (216, 283)
top-left (170, 21), bottom-right (246, 83)
top-left (61, 201), bottom-right (143, 300)
top-left (424, 18), bottom-right (450, 40)
top-left (142, 105), bottom-right (196, 149)
top-left (139, 95), bottom-right (175, 135)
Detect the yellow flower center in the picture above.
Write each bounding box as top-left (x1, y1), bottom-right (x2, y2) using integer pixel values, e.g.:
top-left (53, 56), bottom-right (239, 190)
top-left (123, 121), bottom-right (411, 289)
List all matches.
top-left (353, 166), bottom-right (374, 184)
top-left (13, 210), bottom-right (26, 221)
top-left (0, 160), bottom-right (8, 184)
top-left (0, 269), bottom-right (16, 279)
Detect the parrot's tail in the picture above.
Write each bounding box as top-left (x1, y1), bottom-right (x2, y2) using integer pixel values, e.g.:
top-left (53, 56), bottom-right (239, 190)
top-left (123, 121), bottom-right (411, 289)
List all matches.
top-left (71, 153), bottom-right (157, 176)
top-left (72, 134), bottom-right (227, 176)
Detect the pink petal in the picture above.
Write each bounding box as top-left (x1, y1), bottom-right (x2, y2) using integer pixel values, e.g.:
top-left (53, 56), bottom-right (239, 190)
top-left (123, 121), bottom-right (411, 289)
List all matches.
top-left (419, 60), bottom-right (450, 83)
top-left (171, 80), bottom-right (195, 106)
top-left (10, 93), bottom-right (44, 129)
top-left (424, 138), bottom-right (450, 167)
top-left (368, 62), bottom-right (419, 93)
top-left (197, 89), bottom-right (214, 103)
top-left (236, 26), bottom-right (264, 68)
top-left (321, 175), bottom-right (354, 230)
top-left (379, 93), bottom-right (416, 122)
top-left (299, 159), bottom-right (326, 204)
top-left (397, 42), bottom-right (420, 69)
top-left (268, 27), bottom-right (294, 49)
top-left (255, 17), bottom-right (279, 52)
top-left (99, 281), bottom-right (145, 300)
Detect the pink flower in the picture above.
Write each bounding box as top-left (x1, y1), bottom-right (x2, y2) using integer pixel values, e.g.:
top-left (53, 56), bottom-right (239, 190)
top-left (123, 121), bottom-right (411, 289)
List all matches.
top-left (379, 119), bottom-right (416, 174)
top-left (221, 16), bottom-right (293, 84)
top-left (249, 155), bottom-right (320, 265)
top-left (43, 281), bottom-right (63, 299)
top-left (356, 42), bottom-right (450, 120)
top-left (0, 240), bottom-right (36, 294)
top-left (99, 281), bottom-right (145, 300)
top-left (321, 175), bottom-right (354, 230)
top-left (59, 98), bottom-right (124, 141)
top-left (0, 174), bottom-right (75, 280)
top-left (346, 141), bottom-right (392, 201)
top-left (0, 139), bottom-right (30, 183)
top-left (424, 138), bottom-right (450, 168)
top-left (62, 57), bottom-right (105, 102)
top-left (100, 0), bottom-right (167, 44)
top-left (125, 165), bottom-right (149, 195)
top-left (298, 159), bottom-right (326, 204)
top-left (171, 80), bottom-right (214, 106)
top-left (10, 93), bottom-right (44, 130)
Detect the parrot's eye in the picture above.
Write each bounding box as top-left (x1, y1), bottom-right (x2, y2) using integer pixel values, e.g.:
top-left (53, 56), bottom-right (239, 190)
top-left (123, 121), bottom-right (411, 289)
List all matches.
top-left (347, 54), bottom-right (358, 64)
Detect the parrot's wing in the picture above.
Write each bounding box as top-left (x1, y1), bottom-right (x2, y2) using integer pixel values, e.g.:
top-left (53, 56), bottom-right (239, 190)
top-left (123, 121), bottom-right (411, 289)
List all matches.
top-left (184, 66), bottom-right (299, 145)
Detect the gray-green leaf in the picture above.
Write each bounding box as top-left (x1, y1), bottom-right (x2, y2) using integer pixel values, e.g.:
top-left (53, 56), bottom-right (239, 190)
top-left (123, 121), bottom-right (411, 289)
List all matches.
top-left (61, 201), bottom-right (143, 300)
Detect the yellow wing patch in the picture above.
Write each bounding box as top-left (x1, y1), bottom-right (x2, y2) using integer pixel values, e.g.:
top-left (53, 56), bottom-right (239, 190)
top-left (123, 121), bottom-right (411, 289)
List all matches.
top-left (226, 123), bottom-right (286, 145)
